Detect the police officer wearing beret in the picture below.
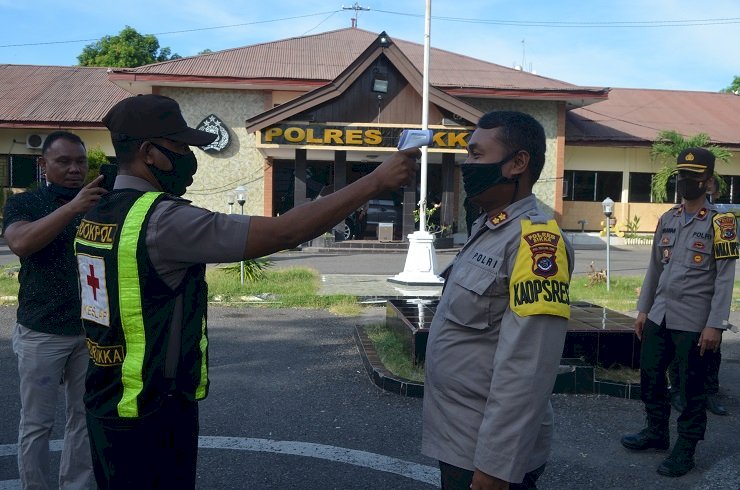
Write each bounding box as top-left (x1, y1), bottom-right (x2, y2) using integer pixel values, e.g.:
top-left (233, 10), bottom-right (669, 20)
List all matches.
top-left (422, 111), bottom-right (574, 490)
top-left (622, 148), bottom-right (738, 477)
top-left (74, 94), bottom-right (418, 488)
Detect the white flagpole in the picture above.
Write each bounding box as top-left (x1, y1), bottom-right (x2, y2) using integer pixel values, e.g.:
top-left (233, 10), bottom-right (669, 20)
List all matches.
top-left (419, 0), bottom-right (431, 233)
top-left (389, 0), bottom-right (443, 287)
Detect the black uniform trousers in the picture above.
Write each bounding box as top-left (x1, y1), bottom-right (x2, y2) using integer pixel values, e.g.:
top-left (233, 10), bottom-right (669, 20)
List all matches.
top-left (86, 393), bottom-right (199, 489)
top-left (439, 461), bottom-right (546, 490)
top-left (640, 318), bottom-right (708, 440)
top-left (669, 347), bottom-right (721, 396)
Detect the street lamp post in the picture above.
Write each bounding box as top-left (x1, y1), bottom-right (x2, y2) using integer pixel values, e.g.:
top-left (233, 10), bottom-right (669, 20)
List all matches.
top-left (602, 197), bottom-right (614, 291)
top-left (235, 186), bottom-right (246, 285)
top-left (226, 191), bottom-right (235, 214)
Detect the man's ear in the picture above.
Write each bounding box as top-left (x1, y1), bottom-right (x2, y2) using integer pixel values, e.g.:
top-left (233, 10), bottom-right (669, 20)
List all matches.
top-left (509, 150), bottom-right (530, 177)
top-left (138, 141), bottom-right (154, 165)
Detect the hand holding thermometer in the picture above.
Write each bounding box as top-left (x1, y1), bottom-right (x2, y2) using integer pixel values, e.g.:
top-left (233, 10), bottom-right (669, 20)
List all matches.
top-left (397, 129), bottom-right (434, 150)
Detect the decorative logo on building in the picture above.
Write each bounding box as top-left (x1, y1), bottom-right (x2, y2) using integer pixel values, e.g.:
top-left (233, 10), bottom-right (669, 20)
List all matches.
top-left (197, 114), bottom-right (231, 153)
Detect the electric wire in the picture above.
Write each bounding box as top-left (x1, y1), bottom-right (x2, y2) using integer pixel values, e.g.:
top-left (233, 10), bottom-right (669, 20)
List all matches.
top-left (372, 9), bottom-right (740, 28)
top-left (0, 11), bottom-right (342, 49)
top-left (2, 8), bottom-right (739, 50)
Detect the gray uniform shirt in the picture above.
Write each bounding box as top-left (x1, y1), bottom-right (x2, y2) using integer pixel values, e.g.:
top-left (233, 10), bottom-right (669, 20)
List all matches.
top-left (114, 176), bottom-right (251, 289)
top-left (637, 202), bottom-right (736, 332)
top-left (421, 194), bottom-right (574, 483)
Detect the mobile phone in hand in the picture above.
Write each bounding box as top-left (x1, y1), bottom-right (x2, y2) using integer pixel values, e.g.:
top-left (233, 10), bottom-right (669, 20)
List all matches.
top-left (98, 164), bottom-right (118, 192)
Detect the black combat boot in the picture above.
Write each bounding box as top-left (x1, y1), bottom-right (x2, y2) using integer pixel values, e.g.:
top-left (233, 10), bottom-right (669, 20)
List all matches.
top-left (706, 394), bottom-right (728, 416)
top-left (657, 437), bottom-right (697, 477)
top-left (621, 426), bottom-right (670, 451)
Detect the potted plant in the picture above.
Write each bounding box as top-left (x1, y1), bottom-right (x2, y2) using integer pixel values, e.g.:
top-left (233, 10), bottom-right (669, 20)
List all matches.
top-left (414, 203), bottom-right (454, 248)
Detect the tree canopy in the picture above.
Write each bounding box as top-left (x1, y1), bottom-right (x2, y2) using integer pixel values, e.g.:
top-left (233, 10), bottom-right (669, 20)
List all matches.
top-left (720, 75), bottom-right (740, 94)
top-left (78, 26), bottom-right (180, 68)
top-left (650, 130), bottom-right (733, 202)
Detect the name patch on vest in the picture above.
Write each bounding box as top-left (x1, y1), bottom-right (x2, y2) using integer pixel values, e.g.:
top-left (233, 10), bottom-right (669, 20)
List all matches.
top-left (513, 279), bottom-right (570, 306)
top-left (78, 254), bottom-right (111, 326)
top-left (713, 213), bottom-right (739, 260)
top-left (471, 251), bottom-right (499, 269)
top-left (86, 338), bottom-right (124, 366)
top-left (76, 219), bottom-right (118, 245)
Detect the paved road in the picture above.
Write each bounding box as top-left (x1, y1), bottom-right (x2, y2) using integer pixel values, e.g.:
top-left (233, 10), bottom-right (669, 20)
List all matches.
top-left (1, 241), bottom-right (740, 488)
top-left (267, 245), bottom-right (740, 279)
top-left (2, 305), bottom-right (740, 489)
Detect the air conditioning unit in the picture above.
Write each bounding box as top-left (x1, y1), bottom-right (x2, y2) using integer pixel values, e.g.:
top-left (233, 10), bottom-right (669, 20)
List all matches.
top-left (26, 133), bottom-right (48, 150)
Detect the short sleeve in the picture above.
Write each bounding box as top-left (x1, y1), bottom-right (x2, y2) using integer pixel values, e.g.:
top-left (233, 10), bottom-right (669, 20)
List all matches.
top-left (146, 201), bottom-right (251, 289)
top-left (3, 193), bottom-right (36, 232)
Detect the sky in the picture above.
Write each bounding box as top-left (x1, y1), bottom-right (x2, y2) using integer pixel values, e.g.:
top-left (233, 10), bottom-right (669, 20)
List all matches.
top-left (0, 0), bottom-right (738, 93)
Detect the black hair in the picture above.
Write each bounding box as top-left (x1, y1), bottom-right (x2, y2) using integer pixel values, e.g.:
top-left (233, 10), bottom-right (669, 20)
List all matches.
top-left (111, 139), bottom-right (145, 167)
top-left (41, 131), bottom-right (86, 155)
top-left (477, 111), bottom-right (546, 183)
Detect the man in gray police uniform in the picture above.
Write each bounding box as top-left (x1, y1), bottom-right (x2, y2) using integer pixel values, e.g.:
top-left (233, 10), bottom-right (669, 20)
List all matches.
top-left (75, 94), bottom-right (418, 489)
top-left (422, 111), bottom-right (574, 490)
top-left (622, 147), bottom-right (738, 477)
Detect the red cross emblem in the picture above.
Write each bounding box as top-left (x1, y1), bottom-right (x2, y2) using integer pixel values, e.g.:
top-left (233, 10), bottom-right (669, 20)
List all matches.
top-left (87, 265), bottom-right (100, 301)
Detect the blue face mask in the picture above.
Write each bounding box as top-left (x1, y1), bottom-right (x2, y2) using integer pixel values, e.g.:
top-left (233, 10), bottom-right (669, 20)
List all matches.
top-left (148, 142), bottom-right (198, 196)
top-left (461, 150), bottom-right (520, 198)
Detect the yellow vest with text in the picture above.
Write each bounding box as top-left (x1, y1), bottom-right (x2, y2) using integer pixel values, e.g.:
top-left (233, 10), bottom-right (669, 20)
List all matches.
top-left (509, 219), bottom-right (571, 319)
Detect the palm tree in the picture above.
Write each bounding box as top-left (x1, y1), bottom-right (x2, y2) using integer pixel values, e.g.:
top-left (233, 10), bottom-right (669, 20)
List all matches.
top-left (650, 130), bottom-right (733, 202)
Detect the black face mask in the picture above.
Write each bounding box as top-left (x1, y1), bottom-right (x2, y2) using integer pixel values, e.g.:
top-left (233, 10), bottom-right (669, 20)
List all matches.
top-left (47, 182), bottom-right (82, 200)
top-left (148, 142), bottom-right (198, 196)
top-left (677, 177), bottom-right (706, 201)
top-left (461, 150), bottom-right (520, 198)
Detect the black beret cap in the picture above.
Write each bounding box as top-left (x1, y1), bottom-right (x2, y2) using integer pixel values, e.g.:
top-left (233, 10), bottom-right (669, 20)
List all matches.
top-left (103, 94), bottom-right (217, 147)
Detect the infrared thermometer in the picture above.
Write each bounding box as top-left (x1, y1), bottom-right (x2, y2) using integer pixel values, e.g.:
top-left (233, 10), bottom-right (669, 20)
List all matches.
top-left (397, 129), bottom-right (434, 150)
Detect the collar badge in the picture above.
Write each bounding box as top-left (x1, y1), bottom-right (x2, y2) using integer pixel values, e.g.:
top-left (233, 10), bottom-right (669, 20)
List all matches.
top-left (490, 212), bottom-right (508, 226)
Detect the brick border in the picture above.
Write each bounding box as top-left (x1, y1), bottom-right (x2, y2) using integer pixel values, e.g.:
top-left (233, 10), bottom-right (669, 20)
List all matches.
top-left (353, 325), bottom-right (424, 398)
top-left (354, 325), bottom-right (641, 400)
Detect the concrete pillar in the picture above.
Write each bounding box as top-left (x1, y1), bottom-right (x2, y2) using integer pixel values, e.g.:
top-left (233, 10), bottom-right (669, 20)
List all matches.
top-left (334, 150), bottom-right (347, 191)
top-left (402, 186), bottom-right (416, 240)
top-left (441, 153), bottom-right (455, 230)
top-left (294, 149), bottom-right (307, 206)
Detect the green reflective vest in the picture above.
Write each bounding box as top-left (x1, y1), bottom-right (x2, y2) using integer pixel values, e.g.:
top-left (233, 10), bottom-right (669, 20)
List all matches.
top-left (75, 190), bottom-right (209, 419)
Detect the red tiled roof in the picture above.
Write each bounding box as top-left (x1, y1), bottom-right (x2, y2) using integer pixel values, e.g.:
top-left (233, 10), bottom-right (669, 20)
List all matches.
top-left (0, 64), bottom-right (130, 126)
top-left (119, 27), bottom-right (586, 93)
top-left (567, 88), bottom-right (740, 147)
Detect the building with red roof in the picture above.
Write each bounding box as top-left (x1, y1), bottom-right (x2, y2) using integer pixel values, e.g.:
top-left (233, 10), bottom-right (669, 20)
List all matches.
top-left (1, 27), bottom-right (737, 236)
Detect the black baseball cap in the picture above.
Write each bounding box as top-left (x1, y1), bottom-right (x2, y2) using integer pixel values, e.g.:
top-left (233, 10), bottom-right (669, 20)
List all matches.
top-left (103, 94), bottom-right (217, 146)
top-left (676, 147), bottom-right (715, 175)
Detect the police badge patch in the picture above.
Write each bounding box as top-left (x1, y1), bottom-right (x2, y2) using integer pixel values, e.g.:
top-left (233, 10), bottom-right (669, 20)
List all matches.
top-left (510, 220), bottom-right (571, 319)
top-left (523, 230), bottom-right (560, 278)
top-left (197, 114), bottom-right (231, 153)
top-left (712, 213), bottom-right (739, 260)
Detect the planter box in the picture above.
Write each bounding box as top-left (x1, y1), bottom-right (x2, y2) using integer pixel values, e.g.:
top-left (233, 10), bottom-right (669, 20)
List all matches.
top-left (434, 236), bottom-right (454, 249)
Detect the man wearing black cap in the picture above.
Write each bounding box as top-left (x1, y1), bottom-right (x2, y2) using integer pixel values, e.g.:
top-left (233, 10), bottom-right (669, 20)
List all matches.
top-left (621, 148), bottom-right (737, 477)
top-left (74, 94), bottom-right (418, 488)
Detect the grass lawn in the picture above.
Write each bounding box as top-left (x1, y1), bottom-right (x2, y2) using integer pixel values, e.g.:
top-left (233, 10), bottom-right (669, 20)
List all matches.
top-left (0, 262), bottom-right (361, 315)
top-left (0, 261), bottom-right (736, 383)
